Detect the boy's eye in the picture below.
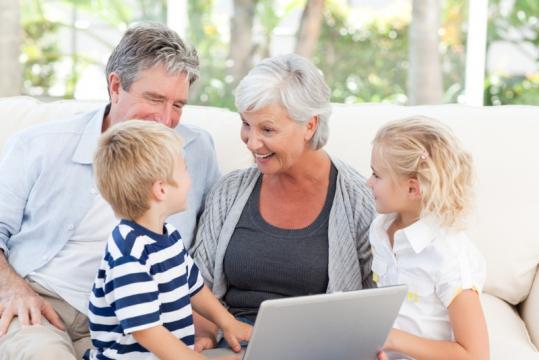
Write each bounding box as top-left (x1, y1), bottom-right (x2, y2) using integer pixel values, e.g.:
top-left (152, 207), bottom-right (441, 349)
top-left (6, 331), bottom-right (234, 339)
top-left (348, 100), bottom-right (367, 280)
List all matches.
top-left (241, 121), bottom-right (250, 127)
top-left (262, 127), bottom-right (273, 133)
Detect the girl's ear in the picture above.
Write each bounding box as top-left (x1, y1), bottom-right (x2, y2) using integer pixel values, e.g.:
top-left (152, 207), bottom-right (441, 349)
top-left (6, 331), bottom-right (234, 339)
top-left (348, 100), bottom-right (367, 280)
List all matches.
top-left (408, 178), bottom-right (422, 200)
top-left (150, 180), bottom-right (167, 201)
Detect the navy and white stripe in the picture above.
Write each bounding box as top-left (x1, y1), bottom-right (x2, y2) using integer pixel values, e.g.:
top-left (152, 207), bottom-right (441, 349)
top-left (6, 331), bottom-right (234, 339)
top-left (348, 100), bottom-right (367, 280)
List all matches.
top-left (86, 219), bottom-right (204, 360)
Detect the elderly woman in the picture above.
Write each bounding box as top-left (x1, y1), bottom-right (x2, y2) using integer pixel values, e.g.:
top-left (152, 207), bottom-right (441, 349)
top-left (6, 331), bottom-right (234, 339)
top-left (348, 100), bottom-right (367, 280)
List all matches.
top-left (191, 54), bottom-right (375, 347)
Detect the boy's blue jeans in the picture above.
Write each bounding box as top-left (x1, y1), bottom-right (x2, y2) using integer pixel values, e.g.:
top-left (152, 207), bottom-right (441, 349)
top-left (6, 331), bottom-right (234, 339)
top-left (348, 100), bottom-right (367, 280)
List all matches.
top-left (216, 316), bottom-right (254, 349)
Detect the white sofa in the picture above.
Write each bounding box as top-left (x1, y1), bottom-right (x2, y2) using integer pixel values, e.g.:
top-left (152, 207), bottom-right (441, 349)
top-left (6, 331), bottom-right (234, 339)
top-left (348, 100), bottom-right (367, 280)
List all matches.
top-left (1, 96), bottom-right (538, 359)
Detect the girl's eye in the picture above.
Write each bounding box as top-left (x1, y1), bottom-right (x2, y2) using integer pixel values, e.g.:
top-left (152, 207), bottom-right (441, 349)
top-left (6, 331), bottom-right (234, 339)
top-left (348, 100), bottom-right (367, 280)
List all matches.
top-left (241, 121), bottom-right (250, 127)
top-left (263, 128), bottom-right (274, 133)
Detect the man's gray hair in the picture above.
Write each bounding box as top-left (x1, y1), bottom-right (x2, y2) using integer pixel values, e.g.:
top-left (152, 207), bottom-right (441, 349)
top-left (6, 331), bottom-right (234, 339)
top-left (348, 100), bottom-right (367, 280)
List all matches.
top-left (106, 22), bottom-right (199, 96)
top-left (234, 53), bottom-right (332, 150)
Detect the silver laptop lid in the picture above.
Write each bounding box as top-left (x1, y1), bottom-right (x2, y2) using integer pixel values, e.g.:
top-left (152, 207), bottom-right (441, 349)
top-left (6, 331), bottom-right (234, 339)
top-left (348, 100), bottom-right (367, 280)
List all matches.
top-left (242, 285), bottom-right (407, 360)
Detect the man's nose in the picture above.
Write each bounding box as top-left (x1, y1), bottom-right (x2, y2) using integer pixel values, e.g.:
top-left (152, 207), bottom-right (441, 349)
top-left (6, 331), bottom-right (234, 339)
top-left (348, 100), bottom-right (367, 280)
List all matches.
top-left (155, 103), bottom-right (176, 128)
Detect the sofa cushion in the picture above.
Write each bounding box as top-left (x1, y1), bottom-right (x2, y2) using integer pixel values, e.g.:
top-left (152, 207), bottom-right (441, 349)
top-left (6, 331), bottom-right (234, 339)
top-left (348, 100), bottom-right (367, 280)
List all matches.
top-left (483, 293), bottom-right (539, 359)
top-left (521, 269), bottom-right (539, 349)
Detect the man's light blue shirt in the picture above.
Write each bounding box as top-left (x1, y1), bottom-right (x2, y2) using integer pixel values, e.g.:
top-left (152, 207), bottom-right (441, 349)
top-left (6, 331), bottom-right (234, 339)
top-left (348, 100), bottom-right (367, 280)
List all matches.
top-left (0, 105), bottom-right (220, 277)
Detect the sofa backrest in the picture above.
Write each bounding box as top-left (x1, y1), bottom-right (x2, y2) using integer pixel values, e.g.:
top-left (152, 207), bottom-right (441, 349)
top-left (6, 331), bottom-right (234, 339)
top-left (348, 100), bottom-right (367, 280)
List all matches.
top-left (1, 96), bottom-right (538, 307)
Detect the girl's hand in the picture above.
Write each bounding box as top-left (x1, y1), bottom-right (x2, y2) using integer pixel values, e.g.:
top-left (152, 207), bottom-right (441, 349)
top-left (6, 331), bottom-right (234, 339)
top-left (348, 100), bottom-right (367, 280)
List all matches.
top-left (383, 328), bottom-right (399, 351)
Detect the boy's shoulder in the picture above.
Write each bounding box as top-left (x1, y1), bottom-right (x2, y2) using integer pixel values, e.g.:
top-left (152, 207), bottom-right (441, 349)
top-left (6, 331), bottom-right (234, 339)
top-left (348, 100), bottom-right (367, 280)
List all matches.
top-left (106, 221), bottom-right (184, 261)
top-left (106, 221), bottom-right (157, 262)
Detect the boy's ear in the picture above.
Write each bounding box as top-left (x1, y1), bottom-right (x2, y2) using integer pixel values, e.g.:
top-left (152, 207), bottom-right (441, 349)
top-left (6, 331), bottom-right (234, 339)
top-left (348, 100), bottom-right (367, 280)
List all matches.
top-left (407, 178), bottom-right (421, 200)
top-left (150, 180), bottom-right (167, 201)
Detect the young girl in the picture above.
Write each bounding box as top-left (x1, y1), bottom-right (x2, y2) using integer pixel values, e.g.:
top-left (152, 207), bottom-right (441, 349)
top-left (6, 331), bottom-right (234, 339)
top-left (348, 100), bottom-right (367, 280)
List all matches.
top-left (367, 116), bottom-right (489, 360)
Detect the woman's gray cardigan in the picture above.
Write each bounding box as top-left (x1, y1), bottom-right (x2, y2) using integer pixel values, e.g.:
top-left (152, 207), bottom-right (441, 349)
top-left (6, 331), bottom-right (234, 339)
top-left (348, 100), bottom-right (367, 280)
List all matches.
top-left (191, 157), bottom-right (377, 300)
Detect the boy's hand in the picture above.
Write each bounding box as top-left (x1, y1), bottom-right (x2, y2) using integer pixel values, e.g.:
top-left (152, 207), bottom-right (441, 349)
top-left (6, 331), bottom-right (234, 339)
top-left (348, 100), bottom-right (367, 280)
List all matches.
top-left (221, 319), bottom-right (253, 353)
top-left (194, 333), bottom-right (217, 352)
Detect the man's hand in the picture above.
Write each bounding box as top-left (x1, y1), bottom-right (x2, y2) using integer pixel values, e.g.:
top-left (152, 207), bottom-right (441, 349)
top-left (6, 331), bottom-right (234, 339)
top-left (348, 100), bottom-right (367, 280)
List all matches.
top-left (0, 259), bottom-right (65, 336)
top-left (221, 319), bottom-right (252, 353)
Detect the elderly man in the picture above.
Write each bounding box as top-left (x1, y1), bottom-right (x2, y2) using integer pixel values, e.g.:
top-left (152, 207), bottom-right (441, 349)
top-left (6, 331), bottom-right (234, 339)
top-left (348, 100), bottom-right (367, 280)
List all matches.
top-left (0, 23), bottom-right (220, 359)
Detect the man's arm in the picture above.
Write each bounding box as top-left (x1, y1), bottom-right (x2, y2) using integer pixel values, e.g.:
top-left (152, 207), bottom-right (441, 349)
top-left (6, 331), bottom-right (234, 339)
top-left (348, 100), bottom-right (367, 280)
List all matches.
top-left (0, 251), bottom-right (64, 336)
top-left (0, 135), bottom-right (64, 336)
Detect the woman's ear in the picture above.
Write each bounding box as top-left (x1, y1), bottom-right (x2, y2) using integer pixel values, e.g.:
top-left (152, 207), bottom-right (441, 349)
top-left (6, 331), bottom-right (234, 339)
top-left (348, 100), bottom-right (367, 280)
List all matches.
top-left (407, 178), bottom-right (422, 200)
top-left (150, 180), bottom-right (167, 202)
top-left (304, 115), bottom-right (319, 142)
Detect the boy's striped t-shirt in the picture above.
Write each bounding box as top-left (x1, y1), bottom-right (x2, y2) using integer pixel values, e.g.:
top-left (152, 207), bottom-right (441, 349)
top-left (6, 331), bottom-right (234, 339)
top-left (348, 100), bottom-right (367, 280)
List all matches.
top-left (86, 219), bottom-right (204, 360)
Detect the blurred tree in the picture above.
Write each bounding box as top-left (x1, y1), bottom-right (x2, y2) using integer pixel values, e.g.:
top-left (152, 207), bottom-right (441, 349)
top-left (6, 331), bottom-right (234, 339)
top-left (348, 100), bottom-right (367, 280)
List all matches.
top-left (295, 0), bottom-right (325, 58)
top-left (21, 1), bottom-right (62, 97)
top-left (230, 0), bottom-right (257, 87)
top-left (0, 0), bottom-right (22, 96)
top-left (485, 0), bottom-right (538, 105)
top-left (408, 0), bottom-right (443, 104)
top-left (315, 2), bottom-right (409, 104)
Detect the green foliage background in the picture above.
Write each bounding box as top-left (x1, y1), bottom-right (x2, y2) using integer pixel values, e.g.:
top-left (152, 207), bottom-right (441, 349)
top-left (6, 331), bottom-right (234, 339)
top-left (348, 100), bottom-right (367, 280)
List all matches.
top-left (20, 0), bottom-right (538, 106)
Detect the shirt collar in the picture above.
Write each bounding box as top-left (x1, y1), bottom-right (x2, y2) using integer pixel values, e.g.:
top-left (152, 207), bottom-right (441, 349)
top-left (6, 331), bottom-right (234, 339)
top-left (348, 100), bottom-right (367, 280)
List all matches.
top-left (72, 104), bottom-right (109, 165)
top-left (72, 104), bottom-right (197, 165)
top-left (399, 215), bottom-right (441, 254)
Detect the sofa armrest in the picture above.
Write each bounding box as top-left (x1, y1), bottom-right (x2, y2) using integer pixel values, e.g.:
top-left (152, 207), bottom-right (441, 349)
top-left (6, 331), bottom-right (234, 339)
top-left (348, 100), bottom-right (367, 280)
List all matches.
top-left (521, 266), bottom-right (539, 349)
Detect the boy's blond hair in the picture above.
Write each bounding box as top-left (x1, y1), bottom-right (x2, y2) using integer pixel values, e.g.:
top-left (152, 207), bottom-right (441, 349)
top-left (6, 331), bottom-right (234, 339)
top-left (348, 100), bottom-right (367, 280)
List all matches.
top-left (373, 116), bottom-right (474, 229)
top-left (94, 120), bottom-right (183, 220)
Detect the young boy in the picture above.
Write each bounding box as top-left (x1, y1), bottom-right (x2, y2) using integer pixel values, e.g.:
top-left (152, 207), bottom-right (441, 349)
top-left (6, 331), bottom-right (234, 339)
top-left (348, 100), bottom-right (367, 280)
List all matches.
top-left (86, 120), bottom-right (251, 360)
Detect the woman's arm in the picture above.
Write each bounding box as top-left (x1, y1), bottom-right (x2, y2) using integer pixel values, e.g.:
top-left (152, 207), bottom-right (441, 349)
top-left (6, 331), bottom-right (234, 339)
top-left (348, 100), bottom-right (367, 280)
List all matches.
top-left (384, 289), bottom-right (489, 360)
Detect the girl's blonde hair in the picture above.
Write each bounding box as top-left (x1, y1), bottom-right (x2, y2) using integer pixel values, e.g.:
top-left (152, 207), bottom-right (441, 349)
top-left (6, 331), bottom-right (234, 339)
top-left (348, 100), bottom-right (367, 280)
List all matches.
top-left (94, 120), bottom-right (183, 220)
top-left (373, 116), bottom-right (474, 229)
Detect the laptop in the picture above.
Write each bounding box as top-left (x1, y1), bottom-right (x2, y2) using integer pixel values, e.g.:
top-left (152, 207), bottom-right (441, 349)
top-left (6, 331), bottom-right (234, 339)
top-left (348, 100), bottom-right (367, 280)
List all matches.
top-left (204, 285), bottom-right (407, 360)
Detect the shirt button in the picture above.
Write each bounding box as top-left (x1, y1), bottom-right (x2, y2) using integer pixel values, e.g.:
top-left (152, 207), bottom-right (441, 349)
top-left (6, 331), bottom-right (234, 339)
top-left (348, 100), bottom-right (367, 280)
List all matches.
top-left (90, 188), bottom-right (98, 195)
top-left (67, 224), bottom-right (74, 231)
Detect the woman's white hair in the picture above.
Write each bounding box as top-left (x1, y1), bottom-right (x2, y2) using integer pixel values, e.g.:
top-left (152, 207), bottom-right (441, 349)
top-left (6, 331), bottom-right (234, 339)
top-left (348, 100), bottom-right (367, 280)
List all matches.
top-left (234, 53), bottom-right (332, 150)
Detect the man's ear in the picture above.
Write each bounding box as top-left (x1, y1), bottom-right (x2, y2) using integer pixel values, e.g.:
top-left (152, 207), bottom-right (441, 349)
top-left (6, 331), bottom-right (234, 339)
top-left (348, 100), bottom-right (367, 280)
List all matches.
top-left (304, 115), bottom-right (319, 142)
top-left (408, 178), bottom-right (422, 200)
top-left (108, 72), bottom-right (122, 104)
top-left (150, 180), bottom-right (167, 202)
